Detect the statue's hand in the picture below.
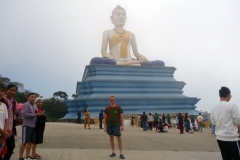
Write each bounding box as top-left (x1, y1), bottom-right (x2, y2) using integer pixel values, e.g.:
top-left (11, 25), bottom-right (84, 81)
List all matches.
top-left (137, 55), bottom-right (148, 61)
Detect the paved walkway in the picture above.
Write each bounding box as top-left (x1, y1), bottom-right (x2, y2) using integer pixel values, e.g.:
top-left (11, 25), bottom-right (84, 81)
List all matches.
top-left (11, 123), bottom-right (221, 160)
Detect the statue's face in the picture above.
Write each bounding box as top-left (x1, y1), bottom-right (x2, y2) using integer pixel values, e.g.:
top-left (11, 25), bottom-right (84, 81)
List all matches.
top-left (111, 9), bottom-right (126, 26)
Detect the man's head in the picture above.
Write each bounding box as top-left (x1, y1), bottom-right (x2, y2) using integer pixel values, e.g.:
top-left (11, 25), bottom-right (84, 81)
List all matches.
top-left (109, 95), bottom-right (116, 105)
top-left (111, 5), bottom-right (127, 26)
top-left (219, 86), bottom-right (231, 102)
top-left (143, 111), bottom-right (145, 114)
top-left (28, 92), bottom-right (36, 103)
top-left (6, 84), bottom-right (18, 98)
top-left (199, 113), bottom-right (201, 115)
top-left (101, 110), bottom-right (103, 113)
top-left (179, 113), bottom-right (182, 116)
top-left (0, 84), bottom-right (6, 99)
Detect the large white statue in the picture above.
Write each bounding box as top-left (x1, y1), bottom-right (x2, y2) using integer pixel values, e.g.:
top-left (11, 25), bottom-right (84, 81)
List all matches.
top-left (90, 5), bottom-right (164, 66)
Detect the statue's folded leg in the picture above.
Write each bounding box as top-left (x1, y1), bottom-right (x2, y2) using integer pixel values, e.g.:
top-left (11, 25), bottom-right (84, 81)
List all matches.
top-left (140, 60), bottom-right (165, 67)
top-left (90, 57), bottom-right (116, 65)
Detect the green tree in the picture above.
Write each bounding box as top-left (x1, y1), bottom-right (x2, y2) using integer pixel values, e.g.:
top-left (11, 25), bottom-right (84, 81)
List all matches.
top-left (41, 97), bottom-right (68, 120)
top-left (0, 76), bottom-right (10, 86)
top-left (72, 94), bottom-right (78, 98)
top-left (53, 91), bottom-right (68, 100)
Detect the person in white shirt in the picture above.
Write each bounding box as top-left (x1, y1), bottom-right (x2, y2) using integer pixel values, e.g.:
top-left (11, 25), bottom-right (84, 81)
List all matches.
top-left (211, 86), bottom-right (240, 160)
top-left (196, 113), bottom-right (204, 132)
top-left (0, 84), bottom-right (10, 152)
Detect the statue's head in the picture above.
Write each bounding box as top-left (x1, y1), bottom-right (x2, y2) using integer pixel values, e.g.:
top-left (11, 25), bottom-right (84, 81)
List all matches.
top-left (111, 5), bottom-right (127, 26)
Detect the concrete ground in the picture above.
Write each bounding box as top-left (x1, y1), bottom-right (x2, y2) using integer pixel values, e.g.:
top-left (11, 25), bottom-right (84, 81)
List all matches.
top-left (11, 122), bottom-right (221, 160)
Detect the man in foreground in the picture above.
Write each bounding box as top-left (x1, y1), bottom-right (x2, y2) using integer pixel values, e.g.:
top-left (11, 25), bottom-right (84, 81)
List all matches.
top-left (19, 93), bottom-right (43, 160)
top-left (104, 96), bottom-right (125, 159)
top-left (211, 86), bottom-right (240, 160)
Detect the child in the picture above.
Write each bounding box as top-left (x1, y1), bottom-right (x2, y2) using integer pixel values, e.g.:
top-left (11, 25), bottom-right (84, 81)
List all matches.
top-left (0, 84), bottom-right (9, 152)
top-left (192, 124), bottom-right (197, 131)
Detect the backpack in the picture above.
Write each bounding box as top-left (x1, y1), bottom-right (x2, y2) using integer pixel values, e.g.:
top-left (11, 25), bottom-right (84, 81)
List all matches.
top-left (105, 105), bottom-right (121, 124)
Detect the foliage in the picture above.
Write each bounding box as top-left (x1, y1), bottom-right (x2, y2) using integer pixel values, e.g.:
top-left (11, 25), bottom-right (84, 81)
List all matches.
top-left (41, 97), bottom-right (68, 119)
top-left (0, 76), bottom-right (41, 103)
top-left (72, 94), bottom-right (78, 98)
top-left (0, 75), bottom-right (69, 121)
top-left (53, 91), bottom-right (68, 100)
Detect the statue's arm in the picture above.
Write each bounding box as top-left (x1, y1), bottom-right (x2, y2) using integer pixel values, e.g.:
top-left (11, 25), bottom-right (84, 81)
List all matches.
top-left (101, 31), bottom-right (113, 59)
top-left (131, 33), bottom-right (148, 61)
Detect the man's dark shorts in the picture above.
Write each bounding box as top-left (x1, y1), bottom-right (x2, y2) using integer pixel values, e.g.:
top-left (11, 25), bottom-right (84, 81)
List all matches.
top-left (107, 126), bottom-right (121, 136)
top-left (22, 126), bottom-right (36, 144)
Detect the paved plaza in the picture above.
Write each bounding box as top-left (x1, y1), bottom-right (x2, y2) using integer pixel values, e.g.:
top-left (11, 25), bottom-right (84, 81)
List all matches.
top-left (12, 123), bottom-right (221, 160)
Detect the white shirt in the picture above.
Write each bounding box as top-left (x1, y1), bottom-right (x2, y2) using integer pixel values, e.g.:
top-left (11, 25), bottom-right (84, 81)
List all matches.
top-left (211, 101), bottom-right (240, 141)
top-left (0, 103), bottom-right (8, 135)
top-left (148, 115), bottom-right (154, 122)
top-left (197, 115), bottom-right (204, 122)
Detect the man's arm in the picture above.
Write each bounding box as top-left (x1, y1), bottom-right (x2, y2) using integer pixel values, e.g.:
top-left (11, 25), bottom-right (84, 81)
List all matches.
top-left (210, 112), bottom-right (216, 125)
top-left (120, 114), bottom-right (124, 131)
top-left (22, 104), bottom-right (41, 118)
top-left (4, 119), bottom-right (8, 132)
top-left (232, 104), bottom-right (240, 125)
top-left (103, 114), bottom-right (107, 132)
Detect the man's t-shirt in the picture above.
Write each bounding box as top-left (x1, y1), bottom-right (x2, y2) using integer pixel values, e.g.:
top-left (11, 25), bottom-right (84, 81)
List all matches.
top-left (162, 115), bottom-right (166, 122)
top-left (104, 106), bottom-right (123, 127)
top-left (154, 114), bottom-right (158, 121)
top-left (197, 115), bottom-right (204, 122)
top-left (0, 103), bottom-right (8, 136)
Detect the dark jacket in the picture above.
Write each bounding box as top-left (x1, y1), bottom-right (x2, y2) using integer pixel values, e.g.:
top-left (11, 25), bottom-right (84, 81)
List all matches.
top-left (141, 114), bottom-right (147, 121)
top-left (77, 111), bottom-right (81, 117)
top-left (35, 115), bottom-right (46, 144)
top-left (99, 112), bottom-right (103, 120)
top-left (162, 115), bottom-right (166, 123)
top-left (178, 115), bottom-right (183, 124)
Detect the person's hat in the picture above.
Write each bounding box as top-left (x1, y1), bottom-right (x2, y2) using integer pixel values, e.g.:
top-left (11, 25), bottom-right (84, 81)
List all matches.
top-left (34, 97), bottom-right (43, 104)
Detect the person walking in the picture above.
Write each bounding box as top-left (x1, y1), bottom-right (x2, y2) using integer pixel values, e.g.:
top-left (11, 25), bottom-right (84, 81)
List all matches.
top-left (99, 110), bottom-right (103, 129)
top-left (76, 110), bottom-right (81, 124)
top-left (19, 93), bottom-right (43, 160)
top-left (0, 84), bottom-right (19, 160)
top-left (197, 113), bottom-right (204, 132)
top-left (84, 109), bottom-right (91, 129)
top-left (147, 113), bottom-right (153, 131)
top-left (104, 96), bottom-right (125, 159)
top-left (137, 114), bottom-right (141, 127)
top-left (211, 86), bottom-right (240, 160)
top-left (140, 112), bottom-right (147, 131)
top-left (154, 113), bottom-right (159, 131)
top-left (178, 113), bottom-right (184, 134)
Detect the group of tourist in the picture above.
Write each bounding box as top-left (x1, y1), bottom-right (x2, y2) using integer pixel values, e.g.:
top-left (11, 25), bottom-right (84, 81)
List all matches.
top-left (137, 111), bottom-right (204, 134)
top-left (0, 83), bottom-right (46, 160)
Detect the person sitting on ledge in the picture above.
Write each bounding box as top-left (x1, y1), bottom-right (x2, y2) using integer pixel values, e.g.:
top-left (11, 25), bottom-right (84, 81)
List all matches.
top-left (90, 5), bottom-right (165, 67)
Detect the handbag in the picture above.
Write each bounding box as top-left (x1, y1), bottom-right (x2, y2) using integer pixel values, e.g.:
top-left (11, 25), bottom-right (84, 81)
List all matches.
top-left (0, 141), bottom-right (7, 156)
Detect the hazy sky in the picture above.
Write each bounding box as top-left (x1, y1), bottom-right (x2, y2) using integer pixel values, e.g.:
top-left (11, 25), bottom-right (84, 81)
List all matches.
top-left (0, 0), bottom-right (239, 112)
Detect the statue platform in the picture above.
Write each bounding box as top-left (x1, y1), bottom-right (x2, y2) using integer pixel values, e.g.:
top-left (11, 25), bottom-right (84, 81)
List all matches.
top-left (63, 65), bottom-right (200, 119)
